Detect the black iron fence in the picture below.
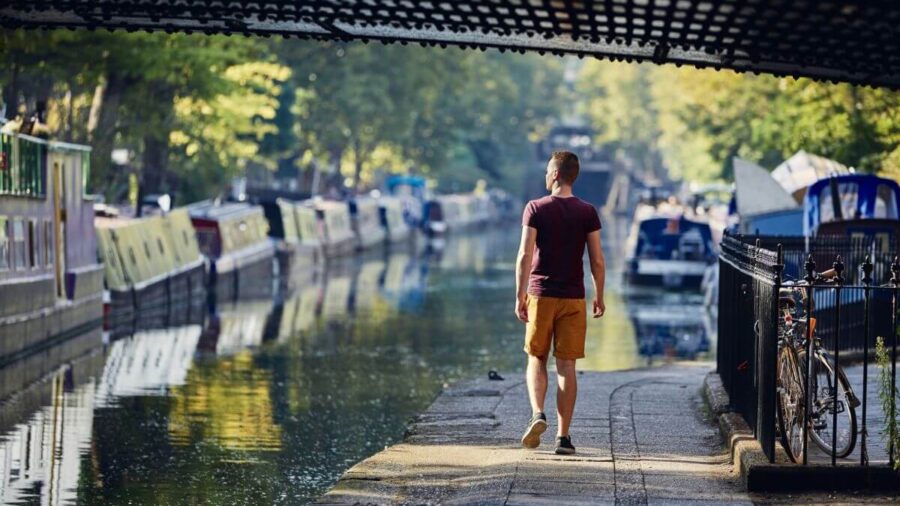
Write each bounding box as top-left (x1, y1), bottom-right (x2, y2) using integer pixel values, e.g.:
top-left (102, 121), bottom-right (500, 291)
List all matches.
top-left (718, 231), bottom-right (900, 466)
top-left (738, 234), bottom-right (900, 356)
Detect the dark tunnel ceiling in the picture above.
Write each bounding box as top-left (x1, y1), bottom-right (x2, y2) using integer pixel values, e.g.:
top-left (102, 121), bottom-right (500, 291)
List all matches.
top-left (3, 1), bottom-right (900, 88)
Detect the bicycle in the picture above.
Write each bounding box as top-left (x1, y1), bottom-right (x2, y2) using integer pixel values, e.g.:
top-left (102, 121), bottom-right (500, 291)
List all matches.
top-left (774, 278), bottom-right (860, 462)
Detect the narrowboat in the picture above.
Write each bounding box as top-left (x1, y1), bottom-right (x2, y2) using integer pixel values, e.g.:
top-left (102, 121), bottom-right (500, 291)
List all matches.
top-left (0, 132), bottom-right (104, 363)
top-left (380, 196), bottom-right (413, 244)
top-left (422, 198), bottom-right (448, 237)
top-left (96, 208), bottom-right (206, 328)
top-left (349, 197), bottom-right (387, 250)
top-left (315, 200), bottom-right (356, 257)
top-left (434, 193), bottom-right (490, 231)
top-left (259, 197), bottom-right (322, 288)
top-left (804, 173), bottom-right (900, 238)
top-left (625, 206), bottom-right (716, 289)
top-left (189, 201), bottom-right (275, 302)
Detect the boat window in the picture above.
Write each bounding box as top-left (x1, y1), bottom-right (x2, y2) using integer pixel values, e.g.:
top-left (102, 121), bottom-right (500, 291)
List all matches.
top-left (128, 247), bottom-right (137, 266)
top-left (874, 184), bottom-right (899, 219)
top-left (182, 229), bottom-right (190, 246)
top-left (157, 238), bottom-right (165, 256)
top-left (43, 220), bottom-right (52, 267)
top-left (819, 181), bottom-right (859, 222)
top-left (0, 216), bottom-right (8, 271)
top-left (107, 247), bottom-right (118, 268)
top-left (12, 219), bottom-right (26, 270)
top-left (143, 241), bottom-right (152, 260)
top-left (28, 220), bottom-right (36, 269)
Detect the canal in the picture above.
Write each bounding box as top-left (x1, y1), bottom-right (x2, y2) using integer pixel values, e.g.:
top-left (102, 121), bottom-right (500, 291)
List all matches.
top-left (0, 218), bottom-right (713, 504)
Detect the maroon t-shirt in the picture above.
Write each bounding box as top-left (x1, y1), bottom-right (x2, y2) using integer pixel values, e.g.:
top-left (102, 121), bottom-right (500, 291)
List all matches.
top-left (522, 195), bottom-right (602, 299)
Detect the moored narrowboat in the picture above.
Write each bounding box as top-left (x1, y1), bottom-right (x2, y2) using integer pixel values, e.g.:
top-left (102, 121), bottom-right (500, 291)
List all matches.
top-left (260, 197), bottom-right (323, 288)
top-left (349, 197), bottom-right (387, 250)
top-left (315, 200), bottom-right (356, 257)
top-left (189, 201), bottom-right (275, 302)
top-left (422, 199), bottom-right (447, 237)
top-left (96, 208), bottom-right (206, 328)
top-left (804, 173), bottom-right (900, 238)
top-left (380, 196), bottom-right (412, 243)
top-left (0, 132), bottom-right (104, 362)
top-left (625, 207), bottom-right (716, 289)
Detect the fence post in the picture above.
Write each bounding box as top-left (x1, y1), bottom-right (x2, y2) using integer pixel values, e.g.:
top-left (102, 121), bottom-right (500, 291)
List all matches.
top-left (803, 254), bottom-right (816, 465)
top-left (765, 244), bottom-right (784, 463)
top-left (832, 255), bottom-right (844, 466)
top-left (861, 254), bottom-right (873, 466)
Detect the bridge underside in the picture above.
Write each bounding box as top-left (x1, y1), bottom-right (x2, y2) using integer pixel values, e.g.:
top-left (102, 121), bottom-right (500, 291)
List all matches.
top-left (2, 1), bottom-right (899, 88)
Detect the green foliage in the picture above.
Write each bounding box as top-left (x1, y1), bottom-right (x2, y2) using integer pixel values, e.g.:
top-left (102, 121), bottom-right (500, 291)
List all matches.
top-left (577, 61), bottom-right (900, 182)
top-left (283, 41), bottom-right (564, 192)
top-left (1, 31), bottom-right (564, 200)
top-left (876, 336), bottom-right (900, 469)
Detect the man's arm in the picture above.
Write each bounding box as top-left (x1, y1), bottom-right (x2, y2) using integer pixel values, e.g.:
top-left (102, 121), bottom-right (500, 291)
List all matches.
top-left (515, 225), bottom-right (537, 322)
top-left (586, 230), bottom-right (606, 318)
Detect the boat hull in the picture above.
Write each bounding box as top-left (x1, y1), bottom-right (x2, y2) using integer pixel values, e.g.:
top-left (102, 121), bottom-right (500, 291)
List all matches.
top-left (626, 259), bottom-right (709, 289)
top-left (0, 265), bottom-right (104, 364)
top-left (210, 242), bottom-right (275, 303)
top-left (105, 260), bottom-right (207, 331)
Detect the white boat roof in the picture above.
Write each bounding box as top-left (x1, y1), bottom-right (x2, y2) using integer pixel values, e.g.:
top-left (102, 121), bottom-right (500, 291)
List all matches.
top-left (770, 150), bottom-right (849, 196)
top-left (733, 157), bottom-right (799, 216)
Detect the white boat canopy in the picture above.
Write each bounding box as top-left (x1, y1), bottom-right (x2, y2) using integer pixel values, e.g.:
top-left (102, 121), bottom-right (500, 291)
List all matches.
top-left (770, 150), bottom-right (849, 202)
top-left (733, 157), bottom-right (798, 217)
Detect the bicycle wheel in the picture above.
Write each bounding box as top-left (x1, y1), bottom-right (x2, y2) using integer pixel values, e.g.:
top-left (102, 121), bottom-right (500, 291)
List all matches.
top-left (776, 344), bottom-right (806, 462)
top-left (806, 352), bottom-right (858, 458)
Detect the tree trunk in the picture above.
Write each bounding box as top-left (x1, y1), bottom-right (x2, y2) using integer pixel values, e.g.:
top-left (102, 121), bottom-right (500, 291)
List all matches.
top-left (88, 72), bottom-right (129, 194)
top-left (139, 83), bottom-right (176, 203)
top-left (2, 65), bottom-right (19, 121)
top-left (353, 137), bottom-right (365, 192)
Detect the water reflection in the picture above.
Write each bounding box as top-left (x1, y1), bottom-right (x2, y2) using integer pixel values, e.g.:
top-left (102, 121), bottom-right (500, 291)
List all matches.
top-left (0, 328), bottom-right (103, 506)
top-left (0, 227), bottom-right (715, 504)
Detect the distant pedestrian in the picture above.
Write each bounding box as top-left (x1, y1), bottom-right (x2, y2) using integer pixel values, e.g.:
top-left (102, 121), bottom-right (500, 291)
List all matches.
top-left (515, 150), bottom-right (606, 455)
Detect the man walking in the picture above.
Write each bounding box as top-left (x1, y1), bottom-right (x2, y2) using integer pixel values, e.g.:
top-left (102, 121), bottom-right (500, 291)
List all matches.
top-left (515, 150), bottom-right (606, 455)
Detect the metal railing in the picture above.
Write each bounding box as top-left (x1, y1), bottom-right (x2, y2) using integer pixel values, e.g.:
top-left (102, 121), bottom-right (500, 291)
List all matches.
top-left (719, 232), bottom-right (900, 466)
top-left (0, 132), bottom-right (46, 198)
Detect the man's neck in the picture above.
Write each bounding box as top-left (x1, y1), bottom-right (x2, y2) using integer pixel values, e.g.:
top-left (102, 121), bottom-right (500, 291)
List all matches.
top-left (551, 185), bottom-right (574, 198)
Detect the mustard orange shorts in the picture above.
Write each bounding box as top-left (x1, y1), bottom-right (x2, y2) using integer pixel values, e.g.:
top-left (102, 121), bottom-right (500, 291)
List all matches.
top-left (524, 295), bottom-right (587, 360)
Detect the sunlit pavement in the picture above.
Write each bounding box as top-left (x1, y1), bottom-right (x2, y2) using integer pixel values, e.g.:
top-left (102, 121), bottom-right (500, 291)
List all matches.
top-left (319, 362), bottom-right (746, 504)
top-left (319, 362), bottom-right (900, 505)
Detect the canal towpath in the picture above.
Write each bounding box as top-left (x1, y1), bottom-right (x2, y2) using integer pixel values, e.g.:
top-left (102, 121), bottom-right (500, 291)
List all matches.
top-left (317, 362), bottom-right (748, 505)
top-left (317, 362), bottom-right (900, 505)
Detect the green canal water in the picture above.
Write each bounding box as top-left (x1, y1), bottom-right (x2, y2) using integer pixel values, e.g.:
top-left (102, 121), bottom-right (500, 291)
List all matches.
top-left (0, 223), bottom-right (713, 504)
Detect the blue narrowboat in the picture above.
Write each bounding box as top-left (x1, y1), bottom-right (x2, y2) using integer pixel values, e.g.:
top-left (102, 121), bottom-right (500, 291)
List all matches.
top-left (804, 173), bottom-right (900, 239)
top-left (626, 209), bottom-right (717, 289)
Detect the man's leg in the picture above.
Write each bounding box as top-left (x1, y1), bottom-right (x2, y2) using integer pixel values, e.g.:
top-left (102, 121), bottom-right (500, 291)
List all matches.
top-left (522, 296), bottom-right (553, 448)
top-left (555, 358), bottom-right (577, 437)
top-left (526, 354), bottom-right (548, 414)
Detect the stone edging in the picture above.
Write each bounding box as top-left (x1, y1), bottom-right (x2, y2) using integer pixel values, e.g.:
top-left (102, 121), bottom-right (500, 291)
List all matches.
top-left (702, 371), bottom-right (900, 492)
